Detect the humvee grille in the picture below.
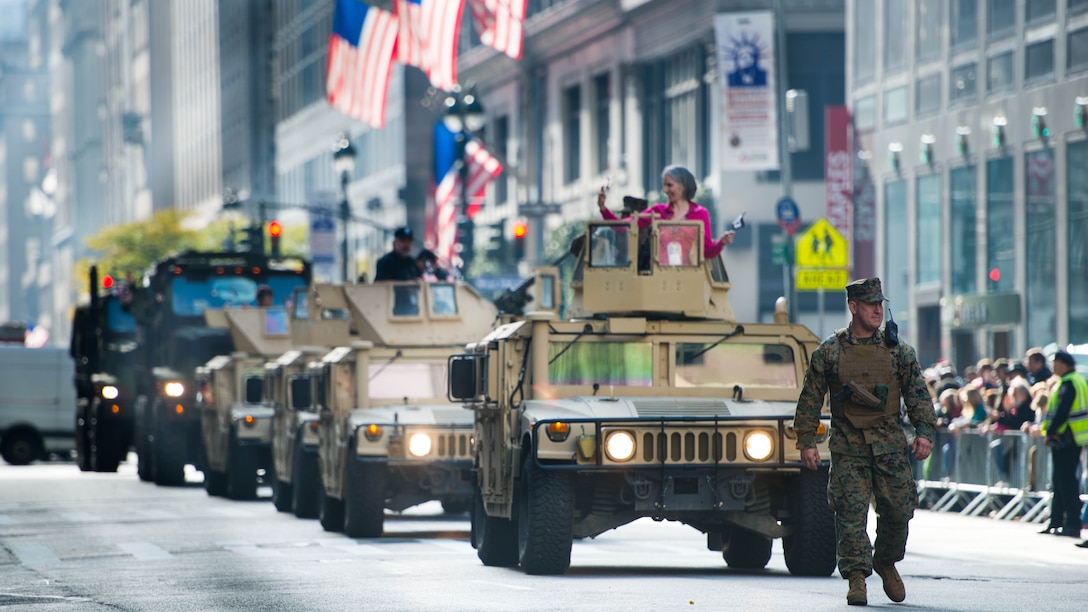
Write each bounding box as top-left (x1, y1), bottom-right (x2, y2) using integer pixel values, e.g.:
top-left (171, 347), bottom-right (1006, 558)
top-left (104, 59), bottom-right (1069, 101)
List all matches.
top-left (639, 430), bottom-right (734, 463)
top-left (433, 431), bottom-right (473, 459)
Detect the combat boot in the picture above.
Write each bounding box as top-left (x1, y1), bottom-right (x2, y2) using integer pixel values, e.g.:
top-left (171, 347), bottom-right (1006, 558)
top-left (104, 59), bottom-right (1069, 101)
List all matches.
top-left (873, 561), bottom-right (906, 602)
top-left (846, 573), bottom-right (867, 606)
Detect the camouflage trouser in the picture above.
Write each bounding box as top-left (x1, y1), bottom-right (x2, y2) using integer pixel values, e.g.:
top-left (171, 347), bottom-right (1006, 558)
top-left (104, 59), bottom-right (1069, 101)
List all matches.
top-left (827, 450), bottom-right (917, 578)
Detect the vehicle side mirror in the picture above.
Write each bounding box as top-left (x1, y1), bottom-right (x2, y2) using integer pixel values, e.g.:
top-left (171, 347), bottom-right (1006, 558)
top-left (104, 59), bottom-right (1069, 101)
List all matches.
top-left (289, 375), bottom-right (311, 411)
top-left (244, 376), bottom-right (263, 404)
top-left (448, 355), bottom-right (485, 401)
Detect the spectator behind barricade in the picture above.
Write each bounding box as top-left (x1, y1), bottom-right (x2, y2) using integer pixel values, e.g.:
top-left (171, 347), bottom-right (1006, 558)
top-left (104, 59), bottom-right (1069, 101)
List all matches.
top-left (981, 380), bottom-right (1034, 487)
top-left (975, 358), bottom-right (999, 390)
top-left (936, 388), bottom-right (963, 428)
top-left (1025, 347), bottom-right (1054, 385)
top-left (962, 365), bottom-right (979, 388)
top-left (949, 387), bottom-right (987, 434)
top-left (1009, 362), bottom-right (1029, 385)
top-left (936, 364), bottom-right (961, 397)
top-left (993, 358), bottom-right (1010, 395)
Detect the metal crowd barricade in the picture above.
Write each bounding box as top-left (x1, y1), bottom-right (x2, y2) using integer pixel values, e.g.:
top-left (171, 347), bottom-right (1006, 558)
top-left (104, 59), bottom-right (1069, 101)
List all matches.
top-left (913, 428), bottom-right (1085, 523)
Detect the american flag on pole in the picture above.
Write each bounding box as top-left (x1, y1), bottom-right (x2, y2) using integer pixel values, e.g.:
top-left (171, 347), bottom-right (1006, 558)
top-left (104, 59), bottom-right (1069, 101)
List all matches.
top-left (432, 122), bottom-right (503, 264)
top-left (326, 0), bottom-right (399, 128)
top-left (467, 0), bottom-right (527, 59)
top-left (394, 0), bottom-right (464, 92)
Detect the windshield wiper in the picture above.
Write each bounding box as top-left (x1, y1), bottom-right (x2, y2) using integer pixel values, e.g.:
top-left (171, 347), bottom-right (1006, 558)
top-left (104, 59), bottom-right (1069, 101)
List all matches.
top-left (548, 323), bottom-right (594, 365)
top-left (369, 349), bottom-right (403, 381)
top-left (683, 325), bottom-right (745, 363)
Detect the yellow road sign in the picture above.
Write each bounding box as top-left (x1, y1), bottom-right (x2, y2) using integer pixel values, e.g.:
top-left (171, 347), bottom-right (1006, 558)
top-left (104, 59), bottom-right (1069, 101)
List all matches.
top-left (795, 218), bottom-right (848, 268)
top-left (795, 267), bottom-right (849, 291)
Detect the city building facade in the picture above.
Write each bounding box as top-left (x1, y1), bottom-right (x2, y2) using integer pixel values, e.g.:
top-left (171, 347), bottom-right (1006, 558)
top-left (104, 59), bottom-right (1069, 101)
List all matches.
top-left (847, 0), bottom-right (1088, 370)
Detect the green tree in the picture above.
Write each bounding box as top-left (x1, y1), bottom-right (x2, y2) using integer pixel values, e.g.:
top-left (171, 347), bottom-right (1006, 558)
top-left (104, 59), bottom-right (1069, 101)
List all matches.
top-left (76, 209), bottom-right (201, 296)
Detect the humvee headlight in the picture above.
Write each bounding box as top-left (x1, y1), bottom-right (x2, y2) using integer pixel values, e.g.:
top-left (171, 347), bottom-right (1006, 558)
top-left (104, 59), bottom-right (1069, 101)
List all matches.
top-left (604, 430), bottom-right (636, 462)
top-left (164, 382), bottom-right (185, 398)
top-left (545, 421), bottom-right (570, 442)
top-left (363, 424), bottom-right (382, 441)
top-left (101, 385), bottom-right (120, 400)
top-left (744, 430), bottom-right (774, 461)
top-left (408, 433), bottom-right (432, 457)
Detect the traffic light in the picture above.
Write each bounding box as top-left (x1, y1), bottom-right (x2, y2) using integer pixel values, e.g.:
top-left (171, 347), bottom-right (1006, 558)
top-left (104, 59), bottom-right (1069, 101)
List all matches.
top-left (268, 220), bottom-right (282, 257)
top-left (484, 221), bottom-right (507, 261)
top-left (512, 220), bottom-right (527, 260)
top-left (239, 224), bottom-right (264, 254)
top-left (102, 275), bottom-right (114, 289)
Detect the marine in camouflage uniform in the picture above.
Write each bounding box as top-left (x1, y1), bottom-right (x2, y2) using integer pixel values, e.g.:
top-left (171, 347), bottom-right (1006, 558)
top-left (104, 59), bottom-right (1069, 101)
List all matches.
top-left (794, 278), bottom-right (936, 606)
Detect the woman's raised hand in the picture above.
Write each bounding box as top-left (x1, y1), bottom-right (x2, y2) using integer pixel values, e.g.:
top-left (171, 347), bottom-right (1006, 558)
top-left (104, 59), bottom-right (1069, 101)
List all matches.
top-left (597, 186), bottom-right (608, 212)
top-left (718, 229), bottom-right (736, 246)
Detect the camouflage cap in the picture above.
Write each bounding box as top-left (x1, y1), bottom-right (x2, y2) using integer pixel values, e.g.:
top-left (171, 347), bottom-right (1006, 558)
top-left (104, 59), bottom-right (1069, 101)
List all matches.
top-left (845, 277), bottom-right (887, 303)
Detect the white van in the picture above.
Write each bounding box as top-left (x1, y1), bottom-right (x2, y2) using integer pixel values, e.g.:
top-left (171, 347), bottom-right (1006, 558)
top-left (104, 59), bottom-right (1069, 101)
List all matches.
top-left (0, 345), bottom-right (77, 465)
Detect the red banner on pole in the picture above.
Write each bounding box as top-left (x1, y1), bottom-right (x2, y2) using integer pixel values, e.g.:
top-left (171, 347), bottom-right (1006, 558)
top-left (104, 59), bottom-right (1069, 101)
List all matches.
top-left (825, 106), bottom-right (859, 274)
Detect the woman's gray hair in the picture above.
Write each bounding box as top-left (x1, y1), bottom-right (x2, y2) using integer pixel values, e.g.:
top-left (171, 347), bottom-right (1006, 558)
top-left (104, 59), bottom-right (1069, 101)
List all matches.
top-left (661, 165), bottom-right (698, 200)
top-left (1006, 378), bottom-right (1031, 398)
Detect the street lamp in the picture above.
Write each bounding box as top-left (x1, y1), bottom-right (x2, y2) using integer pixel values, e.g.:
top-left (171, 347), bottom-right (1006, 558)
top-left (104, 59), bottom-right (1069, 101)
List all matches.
top-left (332, 133), bottom-right (356, 282)
top-left (442, 86), bottom-right (485, 273)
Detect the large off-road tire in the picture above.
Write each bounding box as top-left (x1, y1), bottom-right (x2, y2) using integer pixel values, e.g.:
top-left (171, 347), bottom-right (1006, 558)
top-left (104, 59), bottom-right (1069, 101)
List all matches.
top-left (783, 466), bottom-right (837, 577)
top-left (344, 459), bottom-right (387, 538)
top-left (204, 469), bottom-right (228, 496)
top-left (292, 447), bottom-right (320, 519)
top-left (472, 489), bottom-right (519, 568)
top-left (91, 423), bottom-right (124, 473)
top-left (722, 526), bottom-right (773, 570)
top-left (136, 433), bottom-right (154, 482)
top-left (226, 437), bottom-right (258, 501)
top-left (1, 430), bottom-right (41, 466)
top-left (272, 478), bottom-right (294, 512)
top-left (76, 415), bottom-right (93, 472)
top-left (152, 436), bottom-right (185, 486)
top-left (517, 454), bottom-right (574, 575)
top-left (319, 487), bottom-right (345, 533)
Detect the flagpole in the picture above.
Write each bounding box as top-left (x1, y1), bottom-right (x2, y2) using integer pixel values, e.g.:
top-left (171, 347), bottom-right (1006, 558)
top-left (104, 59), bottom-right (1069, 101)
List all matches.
top-left (442, 86), bottom-right (486, 276)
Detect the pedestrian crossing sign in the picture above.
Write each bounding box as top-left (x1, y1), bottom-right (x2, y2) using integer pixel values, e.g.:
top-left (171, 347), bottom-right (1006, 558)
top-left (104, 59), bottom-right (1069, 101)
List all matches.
top-left (794, 218), bottom-right (848, 269)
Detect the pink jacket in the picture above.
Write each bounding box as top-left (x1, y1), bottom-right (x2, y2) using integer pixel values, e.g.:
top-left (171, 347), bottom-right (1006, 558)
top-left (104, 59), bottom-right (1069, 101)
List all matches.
top-left (601, 201), bottom-right (725, 258)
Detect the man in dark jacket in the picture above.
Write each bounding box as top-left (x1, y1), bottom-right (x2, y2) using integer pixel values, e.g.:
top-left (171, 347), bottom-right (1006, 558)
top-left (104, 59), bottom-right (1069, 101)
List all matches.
top-left (375, 226), bottom-right (422, 282)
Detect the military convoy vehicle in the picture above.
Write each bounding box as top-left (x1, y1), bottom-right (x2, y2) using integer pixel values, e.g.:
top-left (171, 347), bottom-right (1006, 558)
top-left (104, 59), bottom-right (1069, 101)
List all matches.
top-left (130, 251), bottom-right (310, 486)
top-left (196, 306), bottom-right (296, 500)
top-left (448, 218), bottom-right (836, 575)
top-left (265, 284), bottom-right (345, 518)
top-left (70, 266), bottom-right (139, 472)
top-left (303, 281), bottom-right (498, 537)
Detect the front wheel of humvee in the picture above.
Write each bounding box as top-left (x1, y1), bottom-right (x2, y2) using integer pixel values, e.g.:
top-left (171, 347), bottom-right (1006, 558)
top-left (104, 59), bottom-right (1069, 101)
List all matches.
top-left (204, 468), bottom-right (228, 496)
top-left (319, 487), bottom-right (345, 533)
top-left (272, 478), bottom-right (294, 512)
top-left (152, 435), bottom-right (185, 487)
top-left (292, 446), bottom-right (320, 519)
top-left (226, 436), bottom-right (258, 501)
top-left (473, 489), bottom-right (518, 568)
top-left (783, 466), bottom-right (836, 577)
top-left (517, 455), bottom-right (574, 575)
top-left (344, 459), bottom-right (386, 538)
top-left (722, 526), bottom-right (773, 570)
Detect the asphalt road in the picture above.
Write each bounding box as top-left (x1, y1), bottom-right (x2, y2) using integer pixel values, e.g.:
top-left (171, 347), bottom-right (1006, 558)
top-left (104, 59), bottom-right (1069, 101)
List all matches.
top-left (1, 456), bottom-right (1086, 611)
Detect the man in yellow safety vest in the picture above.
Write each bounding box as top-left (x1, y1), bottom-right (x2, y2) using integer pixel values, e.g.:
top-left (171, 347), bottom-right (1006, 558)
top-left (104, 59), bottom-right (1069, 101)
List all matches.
top-left (1040, 350), bottom-right (1088, 542)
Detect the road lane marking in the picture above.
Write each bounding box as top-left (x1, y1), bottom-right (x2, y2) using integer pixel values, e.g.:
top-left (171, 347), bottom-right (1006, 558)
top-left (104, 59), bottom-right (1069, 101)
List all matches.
top-left (10, 544), bottom-right (60, 566)
top-left (118, 542), bottom-right (174, 561)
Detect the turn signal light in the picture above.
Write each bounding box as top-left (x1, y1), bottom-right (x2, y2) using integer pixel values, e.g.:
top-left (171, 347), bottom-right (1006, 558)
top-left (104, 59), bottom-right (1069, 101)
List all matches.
top-left (243, 415), bottom-right (256, 427)
top-left (363, 424), bottom-right (382, 441)
top-left (546, 421), bottom-right (570, 442)
top-left (174, 404), bottom-right (185, 415)
top-left (110, 405), bottom-right (120, 415)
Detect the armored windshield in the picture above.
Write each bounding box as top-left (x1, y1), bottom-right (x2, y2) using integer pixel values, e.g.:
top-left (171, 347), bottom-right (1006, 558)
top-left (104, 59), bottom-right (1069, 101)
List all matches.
top-left (105, 297), bottom-right (136, 333)
top-left (674, 342), bottom-right (798, 389)
top-left (548, 342), bottom-right (653, 386)
top-left (170, 275), bottom-right (306, 316)
top-left (368, 363), bottom-right (448, 399)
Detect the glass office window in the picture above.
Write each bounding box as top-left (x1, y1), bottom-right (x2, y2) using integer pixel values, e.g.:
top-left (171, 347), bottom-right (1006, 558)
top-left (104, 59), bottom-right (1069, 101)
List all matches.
top-left (1070, 140), bottom-right (1088, 344)
top-left (885, 0), bottom-right (907, 72)
top-left (1025, 39), bottom-right (1055, 81)
top-left (917, 0), bottom-right (943, 62)
top-left (884, 86), bottom-right (908, 125)
top-left (854, 95), bottom-right (876, 132)
top-left (987, 156), bottom-right (1015, 293)
top-left (951, 166), bottom-right (977, 294)
top-left (1068, 28), bottom-right (1088, 72)
top-left (1026, 0), bottom-right (1056, 22)
top-left (987, 51), bottom-right (1014, 93)
top-left (594, 73), bottom-right (610, 174)
top-left (987, 0), bottom-right (1016, 37)
top-left (950, 63), bottom-right (978, 102)
top-left (855, 0), bottom-right (876, 83)
top-left (563, 84), bottom-right (581, 183)
top-left (1072, 0), bottom-right (1088, 16)
top-left (916, 174), bottom-right (941, 284)
top-left (951, 0), bottom-right (979, 50)
top-left (1025, 150), bottom-right (1056, 346)
top-left (916, 74), bottom-right (941, 115)
top-left (885, 180), bottom-right (909, 310)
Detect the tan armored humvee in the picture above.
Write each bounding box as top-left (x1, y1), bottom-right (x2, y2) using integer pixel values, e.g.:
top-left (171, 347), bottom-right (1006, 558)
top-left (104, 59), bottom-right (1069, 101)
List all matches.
top-left (301, 281), bottom-right (499, 537)
top-left (265, 342), bottom-right (326, 517)
top-left (197, 307), bottom-right (294, 500)
top-left (448, 218), bottom-right (835, 575)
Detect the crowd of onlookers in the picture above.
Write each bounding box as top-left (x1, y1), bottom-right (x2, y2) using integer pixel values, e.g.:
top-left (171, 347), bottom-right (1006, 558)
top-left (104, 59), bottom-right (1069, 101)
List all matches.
top-left (925, 348), bottom-right (1055, 439)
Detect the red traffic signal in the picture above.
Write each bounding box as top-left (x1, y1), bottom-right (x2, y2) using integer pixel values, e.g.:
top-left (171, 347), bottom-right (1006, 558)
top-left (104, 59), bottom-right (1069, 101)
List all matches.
top-left (513, 221), bottom-right (528, 239)
top-left (268, 220), bottom-right (283, 237)
top-left (102, 275), bottom-right (114, 289)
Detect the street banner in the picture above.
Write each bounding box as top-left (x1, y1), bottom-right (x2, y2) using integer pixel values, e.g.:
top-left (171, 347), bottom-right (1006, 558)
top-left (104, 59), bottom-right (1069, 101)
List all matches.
top-left (308, 191), bottom-right (339, 283)
top-left (714, 11), bottom-right (778, 171)
top-left (825, 106), bottom-right (852, 239)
